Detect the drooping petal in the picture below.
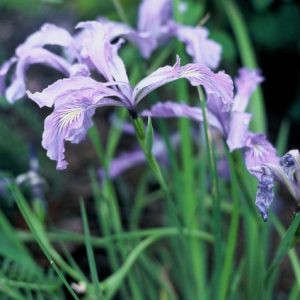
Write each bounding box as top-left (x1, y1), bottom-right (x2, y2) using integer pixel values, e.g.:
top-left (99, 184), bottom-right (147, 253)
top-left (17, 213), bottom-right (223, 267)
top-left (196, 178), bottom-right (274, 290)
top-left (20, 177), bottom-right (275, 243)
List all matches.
top-left (232, 68), bottom-right (264, 112)
top-left (37, 78), bottom-right (124, 169)
top-left (226, 112), bottom-right (252, 152)
top-left (180, 63), bottom-right (234, 110)
top-left (141, 101), bottom-right (223, 131)
top-left (27, 76), bottom-right (123, 108)
top-left (133, 56), bottom-right (234, 109)
top-left (6, 48), bottom-right (72, 103)
top-left (176, 25), bottom-right (222, 69)
top-left (133, 57), bottom-right (181, 103)
top-left (253, 166), bottom-right (275, 221)
top-left (244, 133), bottom-right (279, 173)
top-left (16, 23), bottom-right (74, 57)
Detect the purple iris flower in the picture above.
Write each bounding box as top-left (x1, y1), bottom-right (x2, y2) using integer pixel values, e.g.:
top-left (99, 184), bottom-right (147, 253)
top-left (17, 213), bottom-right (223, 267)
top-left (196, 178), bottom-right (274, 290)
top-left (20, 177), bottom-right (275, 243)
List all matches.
top-left (251, 150), bottom-right (300, 221)
top-left (144, 68), bottom-right (272, 164)
top-left (0, 23), bottom-right (89, 103)
top-left (27, 44), bottom-right (233, 170)
top-left (137, 0), bottom-right (221, 68)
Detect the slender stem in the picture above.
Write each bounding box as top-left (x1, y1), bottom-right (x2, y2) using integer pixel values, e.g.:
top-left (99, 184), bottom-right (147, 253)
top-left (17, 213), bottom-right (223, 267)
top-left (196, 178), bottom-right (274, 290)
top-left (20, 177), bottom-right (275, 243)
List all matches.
top-left (173, 2), bottom-right (206, 297)
top-left (224, 0), bottom-right (266, 133)
top-left (18, 227), bottom-right (214, 245)
top-left (112, 0), bottom-right (129, 24)
top-left (197, 86), bottom-right (222, 295)
top-left (219, 147), bottom-right (240, 300)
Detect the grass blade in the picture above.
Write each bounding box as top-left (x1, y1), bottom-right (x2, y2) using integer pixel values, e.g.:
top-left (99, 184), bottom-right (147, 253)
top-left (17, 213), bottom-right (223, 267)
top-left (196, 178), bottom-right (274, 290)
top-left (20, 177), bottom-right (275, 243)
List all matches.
top-left (266, 213), bottom-right (300, 284)
top-left (80, 199), bottom-right (102, 299)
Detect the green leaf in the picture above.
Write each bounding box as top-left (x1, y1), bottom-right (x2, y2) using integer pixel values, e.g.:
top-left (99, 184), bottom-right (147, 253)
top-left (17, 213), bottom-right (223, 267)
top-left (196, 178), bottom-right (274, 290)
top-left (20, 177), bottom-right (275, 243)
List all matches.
top-left (266, 213), bottom-right (300, 284)
top-left (80, 199), bottom-right (102, 299)
top-left (133, 117), bottom-right (146, 141)
top-left (275, 120), bottom-right (290, 156)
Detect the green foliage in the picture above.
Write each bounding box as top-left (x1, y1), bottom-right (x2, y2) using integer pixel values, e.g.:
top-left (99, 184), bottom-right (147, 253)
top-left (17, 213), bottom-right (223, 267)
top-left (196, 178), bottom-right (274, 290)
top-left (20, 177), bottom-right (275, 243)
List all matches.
top-left (0, 0), bottom-right (299, 299)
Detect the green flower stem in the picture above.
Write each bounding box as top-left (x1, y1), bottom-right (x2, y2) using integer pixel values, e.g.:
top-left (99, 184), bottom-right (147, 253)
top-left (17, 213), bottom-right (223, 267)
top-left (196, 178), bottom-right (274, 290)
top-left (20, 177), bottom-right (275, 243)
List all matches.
top-left (88, 127), bottom-right (136, 299)
top-left (197, 86), bottom-right (222, 295)
top-left (219, 147), bottom-right (240, 300)
top-left (133, 120), bottom-right (167, 192)
top-left (173, 2), bottom-right (206, 297)
top-left (224, 0), bottom-right (266, 133)
top-left (112, 0), bottom-right (129, 24)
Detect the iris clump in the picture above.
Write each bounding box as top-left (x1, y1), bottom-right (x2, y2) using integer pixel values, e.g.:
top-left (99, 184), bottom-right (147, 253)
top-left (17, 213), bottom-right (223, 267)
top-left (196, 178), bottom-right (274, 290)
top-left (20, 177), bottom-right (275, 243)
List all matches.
top-left (1, 5), bottom-right (295, 220)
top-left (1, 0), bottom-right (300, 299)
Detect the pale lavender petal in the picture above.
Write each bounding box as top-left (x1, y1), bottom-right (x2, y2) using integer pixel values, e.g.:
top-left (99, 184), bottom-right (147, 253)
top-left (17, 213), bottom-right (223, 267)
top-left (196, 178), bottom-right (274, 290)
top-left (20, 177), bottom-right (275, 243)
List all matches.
top-left (6, 48), bottom-right (71, 103)
top-left (176, 25), bottom-right (222, 69)
top-left (226, 112), bottom-right (252, 151)
top-left (232, 68), bottom-right (264, 112)
top-left (16, 23), bottom-right (73, 57)
top-left (76, 21), bottom-right (114, 80)
top-left (39, 80), bottom-right (124, 169)
top-left (0, 57), bottom-right (17, 96)
top-left (141, 101), bottom-right (223, 131)
top-left (97, 18), bottom-right (156, 58)
top-left (244, 133), bottom-right (279, 173)
top-left (27, 76), bottom-right (122, 108)
top-left (76, 21), bottom-right (132, 100)
top-left (138, 0), bottom-right (175, 56)
top-left (138, 0), bottom-right (172, 34)
top-left (133, 57), bottom-right (234, 109)
top-left (124, 31), bottom-right (157, 59)
top-left (133, 56), bottom-right (181, 103)
top-left (206, 94), bottom-right (229, 133)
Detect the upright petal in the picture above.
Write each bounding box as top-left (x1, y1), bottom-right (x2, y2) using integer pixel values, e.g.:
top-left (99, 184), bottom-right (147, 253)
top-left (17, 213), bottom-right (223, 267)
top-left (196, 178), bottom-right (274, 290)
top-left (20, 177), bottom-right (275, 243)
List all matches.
top-left (6, 48), bottom-right (71, 103)
top-left (138, 0), bottom-right (175, 56)
top-left (232, 68), bottom-right (264, 112)
top-left (176, 25), bottom-right (222, 69)
top-left (138, 0), bottom-right (172, 34)
top-left (76, 21), bottom-right (132, 100)
top-left (97, 18), bottom-right (156, 59)
top-left (133, 57), bottom-right (233, 109)
top-left (141, 101), bottom-right (223, 131)
top-left (16, 23), bottom-right (74, 57)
